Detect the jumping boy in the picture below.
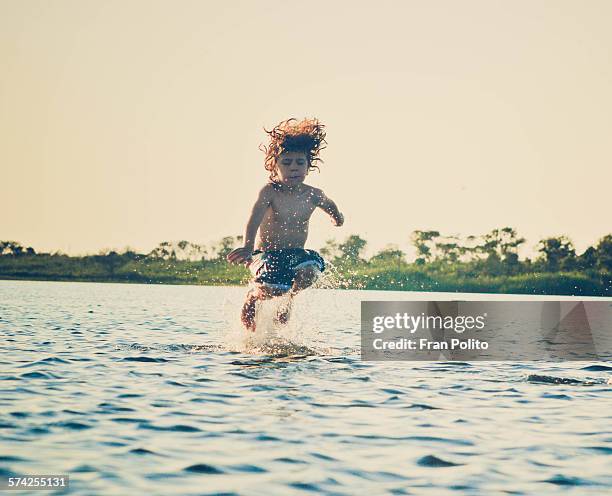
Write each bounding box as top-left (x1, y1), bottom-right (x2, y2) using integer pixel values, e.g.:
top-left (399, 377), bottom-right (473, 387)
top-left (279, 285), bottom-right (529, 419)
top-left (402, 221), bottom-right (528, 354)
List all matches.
top-left (227, 118), bottom-right (344, 332)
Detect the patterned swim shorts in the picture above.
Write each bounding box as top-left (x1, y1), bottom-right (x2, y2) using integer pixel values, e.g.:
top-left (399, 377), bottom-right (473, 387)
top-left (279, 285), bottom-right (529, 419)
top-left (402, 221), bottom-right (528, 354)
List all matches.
top-left (248, 248), bottom-right (326, 292)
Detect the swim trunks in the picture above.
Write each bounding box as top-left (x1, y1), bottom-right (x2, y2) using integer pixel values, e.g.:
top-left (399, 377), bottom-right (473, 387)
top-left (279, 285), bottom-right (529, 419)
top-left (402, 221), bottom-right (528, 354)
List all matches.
top-left (248, 248), bottom-right (326, 292)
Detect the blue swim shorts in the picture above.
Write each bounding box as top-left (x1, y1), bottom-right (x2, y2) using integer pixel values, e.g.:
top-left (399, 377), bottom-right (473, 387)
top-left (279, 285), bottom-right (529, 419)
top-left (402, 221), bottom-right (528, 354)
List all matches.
top-left (248, 248), bottom-right (326, 292)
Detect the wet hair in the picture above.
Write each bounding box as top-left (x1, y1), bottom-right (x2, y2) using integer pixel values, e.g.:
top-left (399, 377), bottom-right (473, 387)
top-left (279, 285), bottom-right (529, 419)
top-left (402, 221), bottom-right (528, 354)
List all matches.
top-left (260, 118), bottom-right (327, 181)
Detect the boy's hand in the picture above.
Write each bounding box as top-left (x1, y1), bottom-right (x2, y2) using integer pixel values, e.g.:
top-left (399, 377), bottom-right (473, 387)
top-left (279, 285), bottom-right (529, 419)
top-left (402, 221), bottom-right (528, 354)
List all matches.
top-left (227, 247), bottom-right (253, 265)
top-left (332, 212), bottom-right (344, 227)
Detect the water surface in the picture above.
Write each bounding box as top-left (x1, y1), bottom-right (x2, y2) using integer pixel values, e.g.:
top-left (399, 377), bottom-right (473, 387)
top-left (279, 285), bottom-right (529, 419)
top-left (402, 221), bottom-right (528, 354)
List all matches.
top-left (1, 280), bottom-right (611, 495)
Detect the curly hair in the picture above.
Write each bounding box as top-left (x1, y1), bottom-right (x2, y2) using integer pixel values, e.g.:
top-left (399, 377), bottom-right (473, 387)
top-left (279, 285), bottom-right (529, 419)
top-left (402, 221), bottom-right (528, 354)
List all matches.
top-left (260, 118), bottom-right (327, 180)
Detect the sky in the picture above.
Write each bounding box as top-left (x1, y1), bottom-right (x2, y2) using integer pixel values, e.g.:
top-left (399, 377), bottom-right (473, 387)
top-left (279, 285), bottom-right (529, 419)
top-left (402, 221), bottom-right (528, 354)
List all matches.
top-left (1, 0), bottom-right (611, 259)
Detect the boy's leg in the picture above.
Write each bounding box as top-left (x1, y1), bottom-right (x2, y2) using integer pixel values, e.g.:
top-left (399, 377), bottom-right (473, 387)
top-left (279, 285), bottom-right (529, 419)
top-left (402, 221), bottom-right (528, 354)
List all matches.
top-left (241, 284), bottom-right (287, 331)
top-left (275, 265), bottom-right (320, 324)
top-left (240, 287), bottom-right (259, 332)
top-left (274, 295), bottom-right (293, 325)
top-left (290, 265), bottom-right (320, 295)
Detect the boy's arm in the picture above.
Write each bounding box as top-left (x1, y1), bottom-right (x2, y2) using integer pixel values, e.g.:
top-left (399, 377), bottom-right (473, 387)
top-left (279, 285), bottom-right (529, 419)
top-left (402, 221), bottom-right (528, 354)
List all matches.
top-left (314, 189), bottom-right (344, 227)
top-left (227, 185), bottom-right (272, 264)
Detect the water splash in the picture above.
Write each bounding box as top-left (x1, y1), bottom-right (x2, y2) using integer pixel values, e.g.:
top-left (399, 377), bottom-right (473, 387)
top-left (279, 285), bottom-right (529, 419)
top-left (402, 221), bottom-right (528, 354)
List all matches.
top-left (223, 266), bottom-right (342, 356)
top-left (313, 259), bottom-right (348, 290)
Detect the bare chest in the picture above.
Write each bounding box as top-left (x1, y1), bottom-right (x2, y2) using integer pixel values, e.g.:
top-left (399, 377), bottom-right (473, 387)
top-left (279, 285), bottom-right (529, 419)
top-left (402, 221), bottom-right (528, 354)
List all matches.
top-left (268, 192), bottom-right (317, 223)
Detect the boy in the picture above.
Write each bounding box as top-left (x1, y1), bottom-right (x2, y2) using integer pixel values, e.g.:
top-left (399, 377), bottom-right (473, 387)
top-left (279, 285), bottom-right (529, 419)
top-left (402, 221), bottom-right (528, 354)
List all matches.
top-left (227, 118), bottom-right (344, 332)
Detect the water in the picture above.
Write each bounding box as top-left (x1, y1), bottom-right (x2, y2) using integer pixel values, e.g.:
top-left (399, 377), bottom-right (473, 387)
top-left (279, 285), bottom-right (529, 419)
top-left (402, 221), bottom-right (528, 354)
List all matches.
top-left (1, 280), bottom-right (611, 495)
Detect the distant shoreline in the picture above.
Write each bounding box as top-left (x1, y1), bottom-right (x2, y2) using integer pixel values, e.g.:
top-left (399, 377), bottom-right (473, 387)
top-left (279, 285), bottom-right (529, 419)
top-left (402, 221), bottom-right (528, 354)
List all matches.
top-left (1, 232), bottom-right (610, 297)
top-left (1, 273), bottom-right (609, 297)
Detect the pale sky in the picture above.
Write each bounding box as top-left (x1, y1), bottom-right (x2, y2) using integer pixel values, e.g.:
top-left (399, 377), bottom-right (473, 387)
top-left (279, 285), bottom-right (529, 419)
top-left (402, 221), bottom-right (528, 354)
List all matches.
top-left (1, 0), bottom-right (610, 259)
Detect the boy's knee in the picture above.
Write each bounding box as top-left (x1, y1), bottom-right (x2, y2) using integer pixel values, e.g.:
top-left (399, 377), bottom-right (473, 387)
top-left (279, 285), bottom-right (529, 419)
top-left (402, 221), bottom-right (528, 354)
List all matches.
top-left (252, 284), bottom-right (286, 299)
top-left (294, 265), bottom-right (320, 286)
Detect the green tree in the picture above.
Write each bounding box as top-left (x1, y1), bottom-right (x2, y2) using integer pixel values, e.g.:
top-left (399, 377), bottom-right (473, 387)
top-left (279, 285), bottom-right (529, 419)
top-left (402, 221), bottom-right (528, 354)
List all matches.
top-left (410, 230), bottom-right (440, 264)
top-left (537, 236), bottom-right (576, 272)
top-left (148, 241), bottom-right (176, 260)
top-left (176, 240), bottom-right (208, 261)
top-left (370, 246), bottom-right (406, 268)
top-left (148, 241), bottom-right (208, 261)
top-left (103, 251), bottom-right (123, 276)
top-left (434, 235), bottom-right (462, 264)
top-left (479, 227), bottom-right (526, 262)
top-left (595, 234), bottom-right (612, 273)
top-left (576, 246), bottom-right (597, 271)
top-left (0, 241), bottom-right (32, 256)
top-left (461, 235), bottom-right (482, 262)
top-left (338, 235), bottom-right (367, 264)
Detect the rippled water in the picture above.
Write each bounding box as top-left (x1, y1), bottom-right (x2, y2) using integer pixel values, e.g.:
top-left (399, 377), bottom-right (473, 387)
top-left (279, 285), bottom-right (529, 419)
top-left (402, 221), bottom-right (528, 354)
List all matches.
top-left (1, 280), bottom-right (611, 495)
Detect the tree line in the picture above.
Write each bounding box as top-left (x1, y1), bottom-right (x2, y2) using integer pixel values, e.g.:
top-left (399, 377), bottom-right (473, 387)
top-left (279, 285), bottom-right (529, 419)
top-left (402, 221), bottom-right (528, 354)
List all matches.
top-left (1, 228), bottom-right (611, 274)
top-left (320, 228), bottom-right (611, 276)
top-left (0, 228), bottom-right (610, 295)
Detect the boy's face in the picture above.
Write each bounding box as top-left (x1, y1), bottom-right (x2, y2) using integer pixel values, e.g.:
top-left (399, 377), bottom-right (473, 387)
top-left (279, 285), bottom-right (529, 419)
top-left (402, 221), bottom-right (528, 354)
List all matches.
top-left (274, 151), bottom-right (309, 186)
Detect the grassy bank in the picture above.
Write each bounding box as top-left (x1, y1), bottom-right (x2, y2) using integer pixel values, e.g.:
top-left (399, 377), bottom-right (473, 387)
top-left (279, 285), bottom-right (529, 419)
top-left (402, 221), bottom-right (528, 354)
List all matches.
top-left (0, 254), bottom-right (609, 296)
top-left (349, 265), bottom-right (608, 296)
